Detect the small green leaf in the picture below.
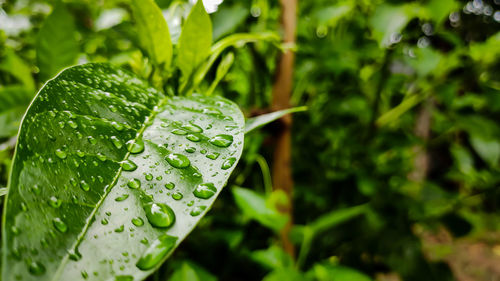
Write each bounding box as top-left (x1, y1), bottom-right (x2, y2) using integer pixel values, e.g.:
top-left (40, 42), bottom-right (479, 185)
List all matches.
top-left (36, 2), bottom-right (79, 81)
top-left (178, 0), bottom-right (212, 81)
top-left (245, 106), bottom-right (307, 133)
top-left (1, 63), bottom-right (244, 281)
top-left (0, 86), bottom-right (33, 138)
top-left (206, 52), bottom-right (234, 96)
top-left (311, 264), bottom-right (372, 281)
top-left (0, 49), bottom-right (35, 91)
top-left (232, 187), bottom-right (288, 231)
top-left (169, 261), bottom-right (217, 281)
top-left (130, 0), bottom-right (173, 68)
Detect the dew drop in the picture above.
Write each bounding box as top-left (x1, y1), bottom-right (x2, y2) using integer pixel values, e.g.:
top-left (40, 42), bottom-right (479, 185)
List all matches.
top-left (185, 147), bottom-right (196, 153)
top-left (186, 134), bottom-right (201, 142)
top-left (145, 173), bottom-right (153, 181)
top-left (81, 180), bottom-right (90, 191)
top-left (112, 122), bottom-right (125, 131)
top-left (166, 153), bottom-right (190, 169)
top-left (127, 139), bottom-right (145, 154)
top-left (193, 183), bottom-right (217, 199)
top-left (49, 196), bottom-right (62, 208)
top-left (115, 225), bottom-right (125, 232)
top-left (115, 194), bottom-right (129, 202)
top-left (101, 218), bottom-right (109, 225)
top-left (88, 136), bottom-right (97, 145)
top-left (182, 122), bottom-right (203, 133)
top-left (209, 134), bottom-right (233, 147)
top-left (221, 157), bottom-right (236, 170)
top-left (190, 206), bottom-right (207, 216)
top-left (127, 178), bottom-right (141, 189)
top-left (171, 129), bottom-right (187, 135)
top-left (136, 235), bottom-right (177, 270)
top-left (28, 261), bottom-right (46, 276)
top-left (111, 136), bottom-right (123, 149)
top-left (53, 218), bottom-right (68, 233)
top-left (206, 152), bottom-right (220, 160)
top-left (143, 202), bottom-right (175, 228)
top-left (121, 160), bottom-right (138, 171)
top-left (68, 120), bottom-right (78, 129)
top-left (55, 149), bottom-right (67, 159)
top-left (164, 182), bottom-right (175, 190)
top-left (172, 192), bottom-right (183, 200)
top-left (132, 217), bottom-right (144, 226)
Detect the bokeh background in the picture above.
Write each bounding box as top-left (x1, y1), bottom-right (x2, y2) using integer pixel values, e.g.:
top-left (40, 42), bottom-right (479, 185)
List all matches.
top-left (1, 0), bottom-right (500, 280)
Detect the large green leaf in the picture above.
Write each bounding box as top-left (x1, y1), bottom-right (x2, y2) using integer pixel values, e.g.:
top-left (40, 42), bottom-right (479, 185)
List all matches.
top-left (1, 63), bottom-right (244, 280)
top-left (130, 0), bottom-right (173, 68)
top-left (36, 2), bottom-right (79, 81)
top-left (177, 0), bottom-right (212, 80)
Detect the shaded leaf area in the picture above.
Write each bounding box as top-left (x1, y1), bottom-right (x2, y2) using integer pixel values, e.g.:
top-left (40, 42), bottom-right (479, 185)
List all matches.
top-left (1, 63), bottom-right (244, 281)
top-left (36, 2), bottom-right (79, 82)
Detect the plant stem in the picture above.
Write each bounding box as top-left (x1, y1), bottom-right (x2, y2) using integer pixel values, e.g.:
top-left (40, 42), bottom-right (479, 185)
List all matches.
top-left (271, 0), bottom-right (297, 259)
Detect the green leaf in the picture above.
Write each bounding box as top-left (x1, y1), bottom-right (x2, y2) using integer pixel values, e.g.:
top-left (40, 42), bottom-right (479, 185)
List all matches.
top-left (369, 4), bottom-right (416, 47)
top-left (0, 49), bottom-right (35, 91)
top-left (206, 52), bottom-right (234, 96)
top-left (36, 2), bottom-right (79, 81)
top-left (178, 0), bottom-right (212, 81)
top-left (0, 86), bottom-right (33, 138)
top-left (245, 106), bottom-right (307, 133)
top-left (169, 261), bottom-right (217, 281)
top-left (250, 245), bottom-right (293, 270)
top-left (232, 187), bottom-right (288, 232)
top-left (310, 264), bottom-right (372, 281)
top-left (1, 63), bottom-right (244, 281)
top-left (130, 0), bottom-right (173, 68)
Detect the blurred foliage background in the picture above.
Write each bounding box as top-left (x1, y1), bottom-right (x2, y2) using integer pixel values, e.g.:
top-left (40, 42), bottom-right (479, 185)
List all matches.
top-left (1, 0), bottom-right (500, 280)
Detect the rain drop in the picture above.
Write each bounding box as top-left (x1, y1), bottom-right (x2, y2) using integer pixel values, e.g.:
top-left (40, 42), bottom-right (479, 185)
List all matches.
top-left (193, 183), bottom-right (217, 199)
top-left (143, 202), bottom-right (175, 228)
top-left (221, 157), bottom-right (236, 170)
top-left (209, 134), bottom-right (233, 147)
top-left (121, 159), bottom-right (138, 171)
top-left (165, 153), bottom-right (190, 169)
top-left (127, 139), bottom-right (145, 154)
top-left (136, 234), bottom-right (178, 270)
top-left (53, 218), bottom-right (68, 233)
top-left (127, 178), bottom-right (141, 189)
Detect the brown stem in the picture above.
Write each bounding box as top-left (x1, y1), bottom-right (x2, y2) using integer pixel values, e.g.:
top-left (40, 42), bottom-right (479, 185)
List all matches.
top-left (271, 0), bottom-right (296, 258)
top-left (408, 99), bottom-right (433, 182)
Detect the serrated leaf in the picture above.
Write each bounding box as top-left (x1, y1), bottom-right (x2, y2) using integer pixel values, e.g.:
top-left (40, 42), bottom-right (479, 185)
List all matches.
top-left (178, 0), bottom-right (212, 80)
top-left (130, 0), bottom-right (173, 68)
top-left (245, 106), bottom-right (307, 133)
top-left (1, 63), bottom-right (244, 281)
top-left (36, 2), bottom-right (79, 81)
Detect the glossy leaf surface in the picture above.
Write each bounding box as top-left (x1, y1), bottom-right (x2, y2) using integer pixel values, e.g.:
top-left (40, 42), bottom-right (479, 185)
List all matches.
top-left (1, 63), bottom-right (244, 281)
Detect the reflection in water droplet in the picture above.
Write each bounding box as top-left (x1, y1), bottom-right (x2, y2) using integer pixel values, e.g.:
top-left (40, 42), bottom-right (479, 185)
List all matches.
top-left (144, 202), bottom-right (175, 228)
top-left (136, 234), bottom-right (178, 270)
top-left (193, 183), bottom-right (217, 199)
top-left (127, 139), bottom-right (145, 154)
top-left (166, 153), bottom-right (190, 169)
top-left (122, 159), bottom-right (138, 171)
top-left (185, 147), bottom-right (196, 153)
top-left (145, 173), bottom-right (153, 181)
top-left (209, 134), bottom-right (233, 147)
top-left (53, 217), bottom-right (68, 233)
top-left (222, 157), bottom-right (236, 170)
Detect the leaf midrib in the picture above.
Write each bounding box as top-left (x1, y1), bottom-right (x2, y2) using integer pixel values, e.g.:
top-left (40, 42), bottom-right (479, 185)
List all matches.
top-left (51, 95), bottom-right (169, 281)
